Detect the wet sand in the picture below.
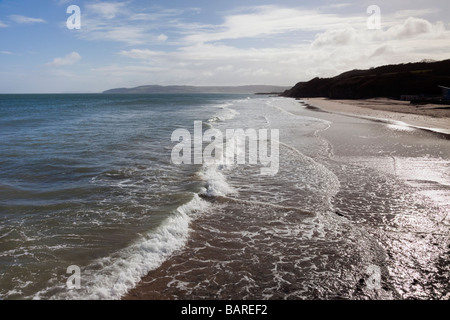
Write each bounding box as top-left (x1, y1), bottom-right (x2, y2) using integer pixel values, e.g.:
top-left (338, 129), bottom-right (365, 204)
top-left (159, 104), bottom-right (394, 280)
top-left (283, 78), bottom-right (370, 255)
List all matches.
top-left (296, 100), bottom-right (450, 300)
top-left (305, 98), bottom-right (450, 135)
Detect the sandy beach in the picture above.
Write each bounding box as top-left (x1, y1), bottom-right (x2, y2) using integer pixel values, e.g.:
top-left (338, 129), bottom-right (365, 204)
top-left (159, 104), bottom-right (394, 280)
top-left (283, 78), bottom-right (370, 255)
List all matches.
top-left (304, 98), bottom-right (450, 135)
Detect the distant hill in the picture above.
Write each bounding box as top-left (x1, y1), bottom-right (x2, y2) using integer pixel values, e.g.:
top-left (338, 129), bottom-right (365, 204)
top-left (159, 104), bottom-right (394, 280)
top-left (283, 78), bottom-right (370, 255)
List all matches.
top-left (283, 59), bottom-right (450, 100)
top-left (103, 85), bottom-right (290, 94)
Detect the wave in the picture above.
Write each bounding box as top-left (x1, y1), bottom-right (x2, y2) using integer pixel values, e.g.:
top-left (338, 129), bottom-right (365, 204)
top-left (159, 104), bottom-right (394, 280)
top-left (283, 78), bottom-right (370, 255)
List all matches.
top-left (35, 194), bottom-right (209, 300)
top-left (207, 105), bottom-right (239, 123)
top-left (198, 161), bottom-right (235, 197)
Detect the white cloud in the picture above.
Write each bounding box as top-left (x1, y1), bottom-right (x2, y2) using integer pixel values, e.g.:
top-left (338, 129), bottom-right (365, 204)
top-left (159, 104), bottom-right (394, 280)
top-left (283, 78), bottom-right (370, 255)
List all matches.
top-left (393, 9), bottom-right (439, 19)
top-left (76, 4), bottom-right (366, 46)
top-left (115, 11), bottom-right (450, 87)
top-left (182, 6), bottom-right (365, 44)
top-left (9, 15), bottom-right (46, 24)
top-left (46, 52), bottom-right (82, 67)
top-left (312, 27), bottom-right (358, 47)
top-left (119, 49), bottom-right (163, 61)
top-left (0, 51), bottom-right (13, 55)
top-left (101, 25), bottom-right (149, 44)
top-left (85, 2), bottom-right (127, 19)
top-left (384, 17), bottom-right (434, 39)
top-left (328, 3), bottom-right (352, 9)
top-left (0, 20), bottom-right (8, 28)
top-left (158, 34), bottom-right (168, 41)
top-left (91, 64), bottom-right (167, 75)
top-left (129, 8), bottom-right (190, 22)
top-left (77, 3), bottom-right (188, 45)
top-left (370, 45), bottom-right (395, 58)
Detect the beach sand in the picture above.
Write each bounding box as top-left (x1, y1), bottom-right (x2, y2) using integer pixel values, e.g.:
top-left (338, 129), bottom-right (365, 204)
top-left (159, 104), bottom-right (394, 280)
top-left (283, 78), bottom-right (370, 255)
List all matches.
top-left (304, 98), bottom-right (450, 135)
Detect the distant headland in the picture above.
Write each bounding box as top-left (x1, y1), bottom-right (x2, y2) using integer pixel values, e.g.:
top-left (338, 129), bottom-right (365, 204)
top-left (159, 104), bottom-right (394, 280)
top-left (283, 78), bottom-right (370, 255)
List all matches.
top-left (103, 85), bottom-right (290, 95)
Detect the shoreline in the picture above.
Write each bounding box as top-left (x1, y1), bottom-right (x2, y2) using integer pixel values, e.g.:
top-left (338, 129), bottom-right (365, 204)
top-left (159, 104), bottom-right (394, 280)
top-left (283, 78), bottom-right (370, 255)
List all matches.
top-left (121, 95), bottom-right (450, 301)
top-left (302, 98), bottom-right (450, 136)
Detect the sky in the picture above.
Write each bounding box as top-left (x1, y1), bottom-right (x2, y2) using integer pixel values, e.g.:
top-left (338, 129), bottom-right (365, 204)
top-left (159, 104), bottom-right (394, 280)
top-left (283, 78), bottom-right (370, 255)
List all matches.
top-left (0, 0), bottom-right (449, 93)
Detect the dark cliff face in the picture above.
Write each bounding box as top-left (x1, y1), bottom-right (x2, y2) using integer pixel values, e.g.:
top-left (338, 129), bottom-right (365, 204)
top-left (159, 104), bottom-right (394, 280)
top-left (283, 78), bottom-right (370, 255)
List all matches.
top-left (283, 59), bottom-right (450, 99)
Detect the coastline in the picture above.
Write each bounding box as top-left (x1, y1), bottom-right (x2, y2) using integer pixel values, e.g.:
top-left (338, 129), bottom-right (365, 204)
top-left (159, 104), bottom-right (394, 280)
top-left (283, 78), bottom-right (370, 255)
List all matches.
top-left (303, 98), bottom-right (450, 136)
top-left (122, 95), bottom-right (450, 300)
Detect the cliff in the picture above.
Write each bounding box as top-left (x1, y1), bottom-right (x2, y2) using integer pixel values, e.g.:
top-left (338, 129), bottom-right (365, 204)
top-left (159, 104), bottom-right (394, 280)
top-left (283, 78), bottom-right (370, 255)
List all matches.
top-left (283, 59), bottom-right (450, 100)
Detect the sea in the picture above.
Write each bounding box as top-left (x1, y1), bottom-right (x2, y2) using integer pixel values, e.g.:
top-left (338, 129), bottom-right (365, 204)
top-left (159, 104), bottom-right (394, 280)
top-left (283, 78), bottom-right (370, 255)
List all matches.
top-left (0, 94), bottom-right (449, 300)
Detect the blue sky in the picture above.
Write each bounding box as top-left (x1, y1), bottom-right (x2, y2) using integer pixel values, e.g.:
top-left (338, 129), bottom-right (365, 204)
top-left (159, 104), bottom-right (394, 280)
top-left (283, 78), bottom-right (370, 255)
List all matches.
top-left (0, 0), bottom-right (449, 93)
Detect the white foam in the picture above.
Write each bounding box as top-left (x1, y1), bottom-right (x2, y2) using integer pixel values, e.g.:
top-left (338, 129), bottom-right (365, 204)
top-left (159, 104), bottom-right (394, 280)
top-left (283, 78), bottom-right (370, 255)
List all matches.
top-left (197, 123), bottom-right (236, 197)
top-left (207, 106), bottom-right (240, 123)
top-left (199, 161), bottom-right (236, 197)
top-left (36, 194), bottom-right (209, 300)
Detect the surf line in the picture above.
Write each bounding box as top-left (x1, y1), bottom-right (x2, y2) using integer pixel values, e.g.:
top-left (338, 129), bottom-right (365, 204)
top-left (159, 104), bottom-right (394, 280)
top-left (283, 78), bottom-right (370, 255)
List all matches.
top-left (171, 121), bottom-right (280, 176)
top-left (200, 194), bottom-right (315, 216)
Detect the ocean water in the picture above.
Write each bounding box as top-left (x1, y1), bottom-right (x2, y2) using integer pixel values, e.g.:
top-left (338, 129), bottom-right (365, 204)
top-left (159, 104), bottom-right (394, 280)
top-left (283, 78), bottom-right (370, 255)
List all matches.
top-left (0, 94), bottom-right (449, 300)
top-left (0, 94), bottom-right (237, 299)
